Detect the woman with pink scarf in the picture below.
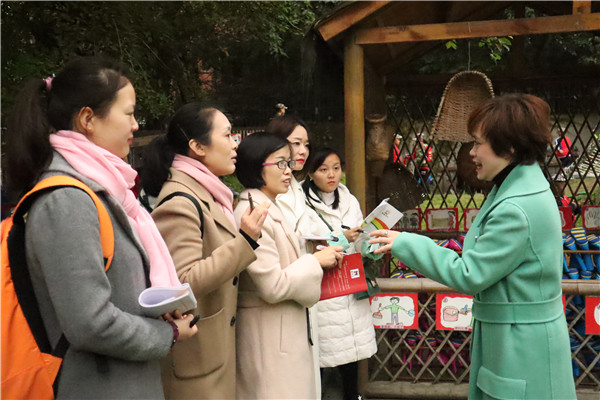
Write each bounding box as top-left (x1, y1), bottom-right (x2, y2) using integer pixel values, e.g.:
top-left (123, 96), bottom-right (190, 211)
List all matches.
top-left (140, 104), bottom-right (269, 399)
top-left (4, 57), bottom-right (197, 399)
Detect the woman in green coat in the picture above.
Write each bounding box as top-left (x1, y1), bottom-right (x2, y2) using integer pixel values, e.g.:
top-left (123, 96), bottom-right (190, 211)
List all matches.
top-left (370, 93), bottom-right (576, 399)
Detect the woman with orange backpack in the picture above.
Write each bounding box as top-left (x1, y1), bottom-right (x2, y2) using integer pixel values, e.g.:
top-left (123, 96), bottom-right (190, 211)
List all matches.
top-left (4, 57), bottom-right (197, 399)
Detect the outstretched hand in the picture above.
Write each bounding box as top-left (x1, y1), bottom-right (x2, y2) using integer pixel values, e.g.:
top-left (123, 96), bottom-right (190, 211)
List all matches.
top-left (368, 229), bottom-right (402, 254)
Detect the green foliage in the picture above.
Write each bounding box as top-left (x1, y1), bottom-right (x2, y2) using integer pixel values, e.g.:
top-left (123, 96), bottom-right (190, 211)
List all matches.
top-left (445, 40), bottom-right (457, 51)
top-left (478, 36), bottom-right (513, 63)
top-left (222, 173), bottom-right (245, 196)
top-left (1, 1), bottom-right (335, 128)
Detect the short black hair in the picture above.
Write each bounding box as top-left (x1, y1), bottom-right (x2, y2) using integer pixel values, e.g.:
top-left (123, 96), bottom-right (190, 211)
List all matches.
top-left (236, 132), bottom-right (290, 188)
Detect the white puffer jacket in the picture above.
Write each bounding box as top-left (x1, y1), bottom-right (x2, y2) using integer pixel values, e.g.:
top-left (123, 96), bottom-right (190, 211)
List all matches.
top-left (298, 182), bottom-right (377, 368)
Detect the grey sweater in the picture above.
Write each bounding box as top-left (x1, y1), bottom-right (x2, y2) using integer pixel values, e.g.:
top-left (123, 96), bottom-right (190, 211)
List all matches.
top-left (25, 153), bottom-right (172, 399)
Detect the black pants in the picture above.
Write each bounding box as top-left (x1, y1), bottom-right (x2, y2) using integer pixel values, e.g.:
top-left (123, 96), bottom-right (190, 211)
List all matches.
top-left (322, 361), bottom-right (359, 400)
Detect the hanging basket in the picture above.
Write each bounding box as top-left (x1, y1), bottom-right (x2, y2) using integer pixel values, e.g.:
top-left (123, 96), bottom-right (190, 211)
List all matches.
top-left (431, 71), bottom-right (495, 143)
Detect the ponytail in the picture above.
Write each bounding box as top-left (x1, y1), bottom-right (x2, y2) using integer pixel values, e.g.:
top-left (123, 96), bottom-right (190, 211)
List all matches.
top-left (140, 104), bottom-right (220, 197)
top-left (5, 56), bottom-right (131, 197)
top-left (6, 78), bottom-right (53, 196)
top-left (139, 135), bottom-right (175, 197)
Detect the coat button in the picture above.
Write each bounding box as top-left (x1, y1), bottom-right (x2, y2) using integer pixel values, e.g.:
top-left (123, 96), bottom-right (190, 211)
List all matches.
top-left (230, 316), bottom-right (236, 326)
top-left (232, 276), bottom-right (238, 285)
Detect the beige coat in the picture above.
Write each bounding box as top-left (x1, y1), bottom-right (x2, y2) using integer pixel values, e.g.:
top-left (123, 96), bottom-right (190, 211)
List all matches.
top-left (234, 188), bottom-right (323, 399)
top-left (152, 169), bottom-right (256, 399)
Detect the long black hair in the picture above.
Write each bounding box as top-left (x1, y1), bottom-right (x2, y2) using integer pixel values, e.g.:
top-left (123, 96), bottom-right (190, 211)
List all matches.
top-left (6, 56), bottom-right (131, 196)
top-left (301, 147), bottom-right (341, 209)
top-left (140, 104), bottom-right (219, 197)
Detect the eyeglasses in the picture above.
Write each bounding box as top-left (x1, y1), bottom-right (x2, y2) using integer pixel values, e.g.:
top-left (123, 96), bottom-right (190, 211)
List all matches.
top-left (262, 160), bottom-right (296, 170)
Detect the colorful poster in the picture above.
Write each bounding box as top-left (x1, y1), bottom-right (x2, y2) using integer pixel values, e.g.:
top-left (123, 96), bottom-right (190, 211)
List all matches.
top-left (425, 208), bottom-right (459, 231)
top-left (395, 208), bottom-right (421, 231)
top-left (585, 296), bottom-right (600, 335)
top-left (558, 206), bottom-right (574, 230)
top-left (582, 206), bottom-right (600, 229)
top-left (463, 208), bottom-right (480, 231)
top-left (370, 293), bottom-right (418, 329)
top-left (436, 294), bottom-right (473, 331)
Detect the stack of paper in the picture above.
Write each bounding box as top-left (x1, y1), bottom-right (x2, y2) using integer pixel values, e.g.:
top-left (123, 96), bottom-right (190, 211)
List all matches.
top-left (138, 283), bottom-right (197, 317)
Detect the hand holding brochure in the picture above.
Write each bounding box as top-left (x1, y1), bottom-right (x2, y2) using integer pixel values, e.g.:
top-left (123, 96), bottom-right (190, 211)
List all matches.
top-left (138, 283), bottom-right (197, 317)
top-left (320, 253), bottom-right (368, 300)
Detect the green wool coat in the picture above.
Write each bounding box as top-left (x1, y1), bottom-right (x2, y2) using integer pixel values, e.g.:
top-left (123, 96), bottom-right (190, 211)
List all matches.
top-left (392, 164), bottom-right (576, 399)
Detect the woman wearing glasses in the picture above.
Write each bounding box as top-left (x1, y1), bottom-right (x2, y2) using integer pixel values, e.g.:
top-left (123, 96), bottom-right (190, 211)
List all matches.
top-left (266, 115), bottom-right (324, 397)
top-left (141, 104), bottom-right (269, 399)
top-left (234, 132), bottom-right (344, 399)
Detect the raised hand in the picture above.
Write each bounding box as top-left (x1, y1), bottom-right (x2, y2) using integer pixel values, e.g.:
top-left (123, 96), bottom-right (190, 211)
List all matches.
top-left (240, 201), bottom-right (270, 241)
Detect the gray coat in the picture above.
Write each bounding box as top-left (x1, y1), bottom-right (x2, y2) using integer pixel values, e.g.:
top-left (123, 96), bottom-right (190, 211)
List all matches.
top-left (25, 153), bottom-right (173, 399)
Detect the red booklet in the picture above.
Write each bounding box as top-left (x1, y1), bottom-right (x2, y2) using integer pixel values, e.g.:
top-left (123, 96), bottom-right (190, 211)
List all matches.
top-left (320, 253), bottom-right (368, 300)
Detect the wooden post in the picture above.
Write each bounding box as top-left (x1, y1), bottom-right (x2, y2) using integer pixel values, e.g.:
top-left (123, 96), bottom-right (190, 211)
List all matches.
top-left (573, 1), bottom-right (591, 14)
top-left (344, 34), bottom-right (366, 214)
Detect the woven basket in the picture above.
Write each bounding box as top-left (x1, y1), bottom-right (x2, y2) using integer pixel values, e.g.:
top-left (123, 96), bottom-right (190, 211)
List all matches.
top-left (432, 71), bottom-right (494, 143)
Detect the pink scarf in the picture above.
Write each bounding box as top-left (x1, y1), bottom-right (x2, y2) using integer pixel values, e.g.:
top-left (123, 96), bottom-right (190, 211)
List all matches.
top-left (172, 154), bottom-right (236, 228)
top-left (49, 130), bottom-right (180, 287)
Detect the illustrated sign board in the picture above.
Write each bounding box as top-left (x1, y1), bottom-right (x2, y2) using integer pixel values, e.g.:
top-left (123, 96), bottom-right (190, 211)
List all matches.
top-left (370, 293), bottom-right (418, 330)
top-left (558, 206), bottom-right (574, 230)
top-left (436, 294), bottom-right (473, 331)
top-left (582, 206), bottom-right (600, 229)
top-left (395, 209), bottom-right (421, 231)
top-left (463, 208), bottom-right (480, 231)
top-left (425, 208), bottom-right (459, 231)
top-left (585, 296), bottom-right (600, 335)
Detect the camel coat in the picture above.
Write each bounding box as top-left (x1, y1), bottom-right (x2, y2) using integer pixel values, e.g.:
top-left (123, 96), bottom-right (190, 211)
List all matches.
top-left (152, 169), bottom-right (256, 399)
top-left (234, 188), bottom-right (323, 399)
top-left (391, 164), bottom-right (576, 399)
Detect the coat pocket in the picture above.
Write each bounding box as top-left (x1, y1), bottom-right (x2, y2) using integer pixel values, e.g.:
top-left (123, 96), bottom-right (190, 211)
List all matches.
top-left (172, 308), bottom-right (226, 379)
top-left (476, 366), bottom-right (526, 400)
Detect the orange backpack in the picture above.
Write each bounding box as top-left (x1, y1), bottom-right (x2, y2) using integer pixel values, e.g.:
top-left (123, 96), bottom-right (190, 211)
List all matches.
top-left (1, 176), bottom-right (114, 400)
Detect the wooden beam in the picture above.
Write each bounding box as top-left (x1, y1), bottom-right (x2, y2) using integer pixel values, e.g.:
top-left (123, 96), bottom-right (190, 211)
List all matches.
top-left (316, 1), bottom-right (392, 42)
top-left (344, 35), bottom-right (366, 214)
top-left (573, 1), bottom-right (591, 14)
top-left (356, 13), bottom-right (600, 44)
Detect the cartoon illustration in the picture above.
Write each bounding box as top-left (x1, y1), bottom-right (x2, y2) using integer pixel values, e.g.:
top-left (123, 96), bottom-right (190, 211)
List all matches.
top-left (447, 210), bottom-right (456, 229)
top-left (442, 303), bottom-right (471, 322)
top-left (372, 304), bottom-right (383, 319)
top-left (383, 296), bottom-right (415, 325)
top-left (437, 295), bottom-right (473, 331)
top-left (370, 294), bottom-right (418, 329)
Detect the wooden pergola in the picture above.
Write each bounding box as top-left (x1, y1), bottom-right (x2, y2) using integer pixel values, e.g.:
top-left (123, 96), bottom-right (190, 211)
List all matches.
top-left (314, 1), bottom-right (600, 213)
